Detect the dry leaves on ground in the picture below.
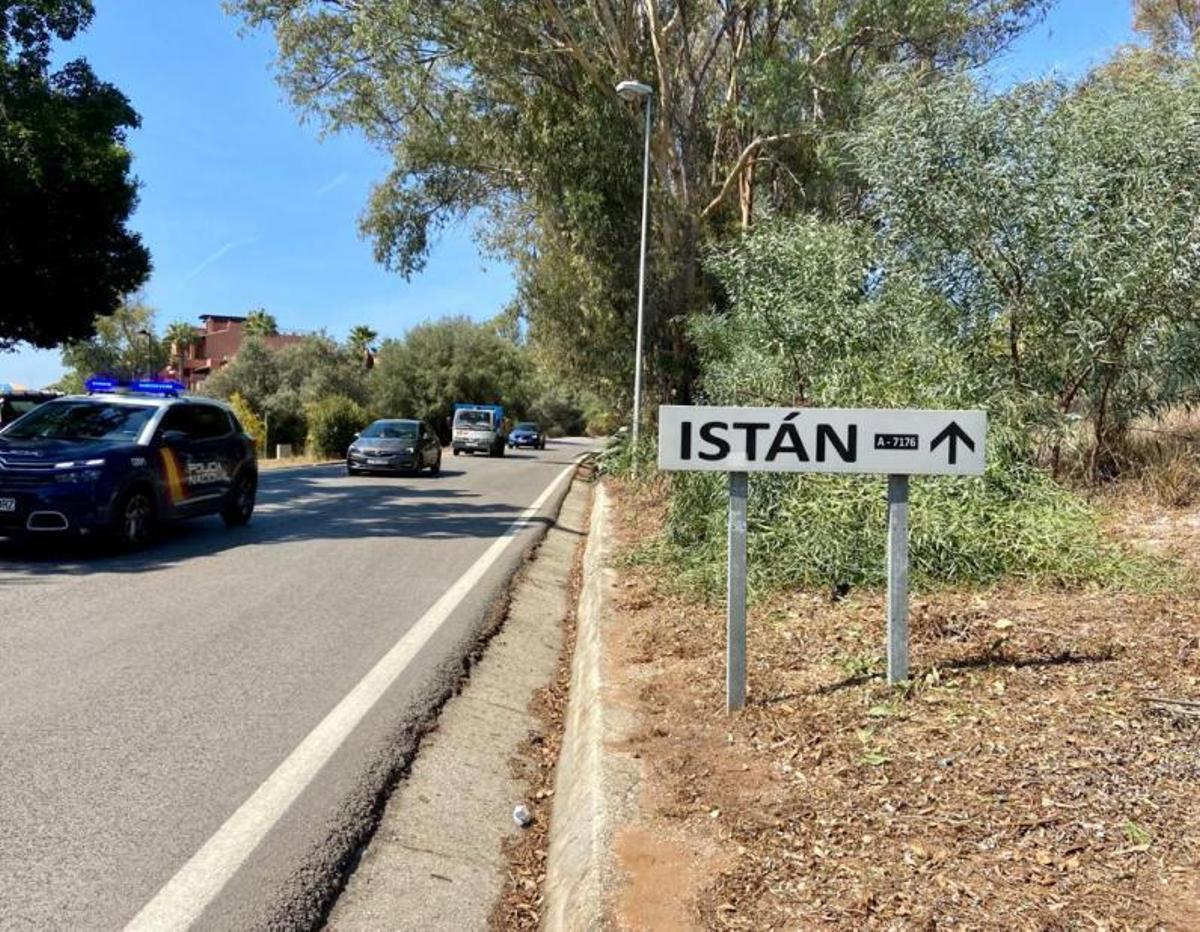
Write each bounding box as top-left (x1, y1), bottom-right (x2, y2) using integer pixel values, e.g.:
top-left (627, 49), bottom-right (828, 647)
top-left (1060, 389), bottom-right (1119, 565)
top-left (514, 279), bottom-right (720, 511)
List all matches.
top-left (608, 481), bottom-right (1200, 931)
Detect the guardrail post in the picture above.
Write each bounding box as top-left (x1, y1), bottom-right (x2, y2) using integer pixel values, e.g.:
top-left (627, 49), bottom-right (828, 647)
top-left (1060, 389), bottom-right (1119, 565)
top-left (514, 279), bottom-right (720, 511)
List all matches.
top-left (727, 471), bottom-right (748, 711)
top-left (886, 474), bottom-right (910, 685)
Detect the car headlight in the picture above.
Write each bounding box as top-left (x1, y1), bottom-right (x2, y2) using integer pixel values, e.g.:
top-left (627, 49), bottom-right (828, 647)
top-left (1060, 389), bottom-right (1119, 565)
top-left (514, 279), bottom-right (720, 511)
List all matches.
top-left (404, 446), bottom-right (415, 454)
top-left (53, 459), bottom-right (104, 483)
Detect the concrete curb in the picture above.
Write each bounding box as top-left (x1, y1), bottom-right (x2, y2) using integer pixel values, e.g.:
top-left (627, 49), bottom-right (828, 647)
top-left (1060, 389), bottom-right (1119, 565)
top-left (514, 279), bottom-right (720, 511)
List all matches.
top-left (543, 481), bottom-right (641, 931)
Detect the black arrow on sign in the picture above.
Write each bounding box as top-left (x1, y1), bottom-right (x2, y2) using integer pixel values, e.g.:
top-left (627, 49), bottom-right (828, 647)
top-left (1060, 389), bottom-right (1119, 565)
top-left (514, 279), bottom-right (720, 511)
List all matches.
top-left (930, 421), bottom-right (975, 465)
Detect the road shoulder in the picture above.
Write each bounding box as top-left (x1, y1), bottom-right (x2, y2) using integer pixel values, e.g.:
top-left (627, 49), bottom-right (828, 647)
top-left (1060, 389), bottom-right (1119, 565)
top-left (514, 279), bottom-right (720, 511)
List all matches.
top-left (325, 475), bottom-right (593, 931)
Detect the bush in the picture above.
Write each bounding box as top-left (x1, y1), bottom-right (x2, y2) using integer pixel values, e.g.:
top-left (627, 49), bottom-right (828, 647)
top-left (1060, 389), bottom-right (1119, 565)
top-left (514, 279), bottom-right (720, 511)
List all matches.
top-left (228, 392), bottom-right (265, 453)
top-left (306, 395), bottom-right (368, 457)
top-left (664, 456), bottom-right (1137, 595)
top-left (654, 217), bottom-right (1149, 595)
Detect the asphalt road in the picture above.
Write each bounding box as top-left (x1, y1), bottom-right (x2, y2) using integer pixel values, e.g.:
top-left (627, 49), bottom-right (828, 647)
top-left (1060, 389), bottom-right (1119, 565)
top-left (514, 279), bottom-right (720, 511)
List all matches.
top-left (0, 439), bottom-right (596, 931)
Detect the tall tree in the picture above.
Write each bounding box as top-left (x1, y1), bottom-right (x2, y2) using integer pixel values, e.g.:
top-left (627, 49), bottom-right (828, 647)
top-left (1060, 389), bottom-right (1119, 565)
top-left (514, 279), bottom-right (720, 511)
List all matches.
top-left (231, 0), bottom-right (1048, 409)
top-left (243, 308), bottom-right (279, 336)
top-left (350, 326), bottom-right (376, 357)
top-left (1134, 0), bottom-right (1200, 55)
top-left (0, 1), bottom-right (150, 350)
top-left (59, 300), bottom-right (167, 389)
top-left (163, 320), bottom-right (199, 382)
top-left (851, 61), bottom-right (1200, 473)
top-left (371, 317), bottom-right (530, 437)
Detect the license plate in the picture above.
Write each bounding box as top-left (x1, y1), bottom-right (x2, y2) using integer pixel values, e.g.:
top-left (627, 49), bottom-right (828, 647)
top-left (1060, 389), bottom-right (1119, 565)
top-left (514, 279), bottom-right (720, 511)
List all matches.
top-left (368, 458), bottom-right (390, 466)
top-left (0, 498), bottom-right (15, 513)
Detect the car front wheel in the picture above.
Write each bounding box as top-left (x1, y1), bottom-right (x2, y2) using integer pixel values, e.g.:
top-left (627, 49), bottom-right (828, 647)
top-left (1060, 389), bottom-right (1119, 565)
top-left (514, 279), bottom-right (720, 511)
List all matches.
top-left (222, 472), bottom-right (257, 527)
top-left (112, 486), bottom-right (156, 549)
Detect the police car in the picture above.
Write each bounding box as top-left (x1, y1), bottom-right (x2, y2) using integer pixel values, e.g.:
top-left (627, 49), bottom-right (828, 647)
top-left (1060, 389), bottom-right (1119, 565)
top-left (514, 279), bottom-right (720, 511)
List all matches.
top-left (0, 378), bottom-right (258, 548)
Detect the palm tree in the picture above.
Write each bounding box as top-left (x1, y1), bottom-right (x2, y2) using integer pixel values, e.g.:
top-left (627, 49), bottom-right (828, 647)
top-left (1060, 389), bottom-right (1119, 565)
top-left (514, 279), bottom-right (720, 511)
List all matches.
top-left (348, 324), bottom-right (378, 367)
top-left (163, 321), bottom-right (199, 384)
top-left (243, 308), bottom-right (279, 337)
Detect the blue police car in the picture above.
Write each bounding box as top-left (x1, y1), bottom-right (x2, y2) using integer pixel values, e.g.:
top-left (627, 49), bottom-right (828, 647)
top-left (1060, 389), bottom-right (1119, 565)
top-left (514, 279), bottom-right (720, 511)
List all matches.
top-left (0, 379), bottom-right (258, 548)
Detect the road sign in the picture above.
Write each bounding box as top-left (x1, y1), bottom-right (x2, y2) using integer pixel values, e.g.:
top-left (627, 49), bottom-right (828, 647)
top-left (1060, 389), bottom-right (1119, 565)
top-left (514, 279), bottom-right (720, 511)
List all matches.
top-left (658, 406), bottom-right (986, 476)
top-left (658, 405), bottom-right (988, 709)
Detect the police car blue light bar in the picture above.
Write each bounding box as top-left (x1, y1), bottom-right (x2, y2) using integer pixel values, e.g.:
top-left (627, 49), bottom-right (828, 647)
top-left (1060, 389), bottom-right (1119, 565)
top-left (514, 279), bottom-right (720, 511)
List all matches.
top-left (132, 379), bottom-right (185, 395)
top-left (85, 377), bottom-right (185, 396)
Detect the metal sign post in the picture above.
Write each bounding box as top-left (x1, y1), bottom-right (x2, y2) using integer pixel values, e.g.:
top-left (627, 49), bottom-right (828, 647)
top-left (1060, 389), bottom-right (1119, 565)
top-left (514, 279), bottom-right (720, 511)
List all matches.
top-left (886, 475), bottom-right (909, 684)
top-left (657, 406), bottom-right (987, 707)
top-left (727, 472), bottom-right (748, 711)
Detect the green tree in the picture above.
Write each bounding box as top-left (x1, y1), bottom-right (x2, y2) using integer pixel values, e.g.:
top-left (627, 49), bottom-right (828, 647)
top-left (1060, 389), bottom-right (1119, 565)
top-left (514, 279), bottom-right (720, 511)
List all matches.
top-left (371, 317), bottom-right (531, 439)
top-left (665, 214), bottom-right (1134, 592)
top-left (231, 0), bottom-right (1048, 409)
top-left (851, 62), bottom-right (1200, 474)
top-left (1, 1), bottom-right (150, 350)
top-left (1134, 0), bottom-right (1199, 56)
top-left (59, 300), bottom-right (167, 386)
top-left (196, 336), bottom-right (279, 412)
top-left (347, 325), bottom-right (378, 357)
top-left (243, 308), bottom-right (279, 336)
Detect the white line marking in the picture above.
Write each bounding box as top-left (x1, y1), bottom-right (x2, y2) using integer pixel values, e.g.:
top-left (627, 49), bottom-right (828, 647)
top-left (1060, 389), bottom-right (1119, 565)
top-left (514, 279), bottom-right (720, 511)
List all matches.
top-left (125, 458), bottom-right (580, 931)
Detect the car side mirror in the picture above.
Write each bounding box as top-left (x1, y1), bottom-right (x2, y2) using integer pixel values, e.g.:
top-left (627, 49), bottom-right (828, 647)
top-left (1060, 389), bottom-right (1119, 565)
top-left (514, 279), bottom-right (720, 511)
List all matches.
top-left (159, 430), bottom-right (189, 445)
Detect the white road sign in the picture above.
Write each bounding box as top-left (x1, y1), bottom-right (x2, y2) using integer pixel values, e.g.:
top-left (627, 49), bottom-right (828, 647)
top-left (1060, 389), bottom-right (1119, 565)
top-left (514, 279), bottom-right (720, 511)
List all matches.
top-left (658, 406), bottom-right (987, 476)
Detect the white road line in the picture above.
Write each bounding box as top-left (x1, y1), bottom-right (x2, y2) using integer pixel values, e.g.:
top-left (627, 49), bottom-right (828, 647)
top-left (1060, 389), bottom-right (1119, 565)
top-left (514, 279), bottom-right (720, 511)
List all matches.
top-left (124, 458), bottom-right (580, 931)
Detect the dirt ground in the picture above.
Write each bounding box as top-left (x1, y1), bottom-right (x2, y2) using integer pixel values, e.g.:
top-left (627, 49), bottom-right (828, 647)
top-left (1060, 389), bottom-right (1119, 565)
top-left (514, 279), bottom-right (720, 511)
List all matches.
top-left (605, 480), bottom-right (1200, 931)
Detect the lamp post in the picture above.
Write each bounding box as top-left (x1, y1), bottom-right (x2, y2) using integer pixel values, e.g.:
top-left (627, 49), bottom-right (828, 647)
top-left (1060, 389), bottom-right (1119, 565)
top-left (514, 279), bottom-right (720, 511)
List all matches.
top-left (616, 79), bottom-right (652, 466)
top-left (136, 329), bottom-right (154, 379)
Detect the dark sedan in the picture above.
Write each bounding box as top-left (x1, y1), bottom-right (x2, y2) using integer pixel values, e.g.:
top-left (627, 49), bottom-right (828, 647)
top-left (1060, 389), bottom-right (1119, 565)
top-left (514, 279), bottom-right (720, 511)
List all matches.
top-left (347, 419), bottom-right (442, 476)
top-left (507, 422), bottom-right (546, 450)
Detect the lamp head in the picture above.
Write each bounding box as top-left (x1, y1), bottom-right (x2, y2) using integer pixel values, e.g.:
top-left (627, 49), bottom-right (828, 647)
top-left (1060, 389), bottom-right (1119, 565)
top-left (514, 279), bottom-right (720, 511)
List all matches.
top-left (615, 80), bottom-right (652, 101)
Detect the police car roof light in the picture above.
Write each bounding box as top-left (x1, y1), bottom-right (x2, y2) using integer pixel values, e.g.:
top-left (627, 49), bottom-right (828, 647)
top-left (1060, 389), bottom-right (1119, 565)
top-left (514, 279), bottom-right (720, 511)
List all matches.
top-left (85, 377), bottom-right (185, 397)
top-left (132, 379), bottom-right (185, 396)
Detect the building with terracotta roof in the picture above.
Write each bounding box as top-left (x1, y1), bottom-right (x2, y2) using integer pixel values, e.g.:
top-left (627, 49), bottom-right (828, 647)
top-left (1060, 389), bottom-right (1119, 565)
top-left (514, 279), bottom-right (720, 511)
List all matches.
top-left (166, 314), bottom-right (306, 389)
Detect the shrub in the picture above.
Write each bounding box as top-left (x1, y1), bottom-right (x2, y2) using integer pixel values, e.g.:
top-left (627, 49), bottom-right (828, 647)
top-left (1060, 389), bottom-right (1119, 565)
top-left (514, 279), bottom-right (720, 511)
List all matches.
top-left (655, 217), bottom-right (1150, 595)
top-left (306, 395), bottom-right (368, 457)
top-left (228, 392), bottom-right (266, 453)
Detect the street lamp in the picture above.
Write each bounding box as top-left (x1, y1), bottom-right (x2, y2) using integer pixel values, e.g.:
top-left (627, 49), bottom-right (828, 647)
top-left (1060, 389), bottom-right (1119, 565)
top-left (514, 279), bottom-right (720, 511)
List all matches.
top-left (616, 79), bottom-right (652, 466)
top-left (136, 329), bottom-right (154, 379)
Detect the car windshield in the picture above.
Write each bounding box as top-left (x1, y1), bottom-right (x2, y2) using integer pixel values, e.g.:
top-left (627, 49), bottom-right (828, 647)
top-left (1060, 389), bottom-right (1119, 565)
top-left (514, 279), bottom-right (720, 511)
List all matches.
top-left (2, 400), bottom-right (156, 442)
top-left (455, 410), bottom-right (493, 427)
top-left (514, 423), bottom-right (538, 431)
top-left (361, 421), bottom-right (418, 440)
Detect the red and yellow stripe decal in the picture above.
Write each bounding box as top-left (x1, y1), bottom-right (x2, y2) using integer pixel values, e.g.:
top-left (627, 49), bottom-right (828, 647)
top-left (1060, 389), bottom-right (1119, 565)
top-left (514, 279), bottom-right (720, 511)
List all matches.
top-left (160, 448), bottom-right (187, 505)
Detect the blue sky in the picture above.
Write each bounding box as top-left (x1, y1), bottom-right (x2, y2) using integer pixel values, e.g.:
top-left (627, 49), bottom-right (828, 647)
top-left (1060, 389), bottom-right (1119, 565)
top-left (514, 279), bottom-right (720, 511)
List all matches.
top-left (6, 0), bottom-right (1139, 388)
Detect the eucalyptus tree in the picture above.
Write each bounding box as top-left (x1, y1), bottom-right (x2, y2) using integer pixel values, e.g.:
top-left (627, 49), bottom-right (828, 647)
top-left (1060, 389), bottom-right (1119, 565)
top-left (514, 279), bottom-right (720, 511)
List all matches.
top-left (230, 0), bottom-right (1047, 406)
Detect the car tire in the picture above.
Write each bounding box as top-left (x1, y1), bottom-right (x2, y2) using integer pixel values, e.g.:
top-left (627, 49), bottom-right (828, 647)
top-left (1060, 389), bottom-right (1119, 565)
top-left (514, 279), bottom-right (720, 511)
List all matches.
top-left (111, 485), bottom-right (156, 550)
top-left (222, 471), bottom-right (257, 527)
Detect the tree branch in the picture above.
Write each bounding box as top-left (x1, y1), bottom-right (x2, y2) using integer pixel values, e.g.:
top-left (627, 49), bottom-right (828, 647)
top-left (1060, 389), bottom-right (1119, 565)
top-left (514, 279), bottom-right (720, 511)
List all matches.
top-left (702, 132), bottom-right (798, 218)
